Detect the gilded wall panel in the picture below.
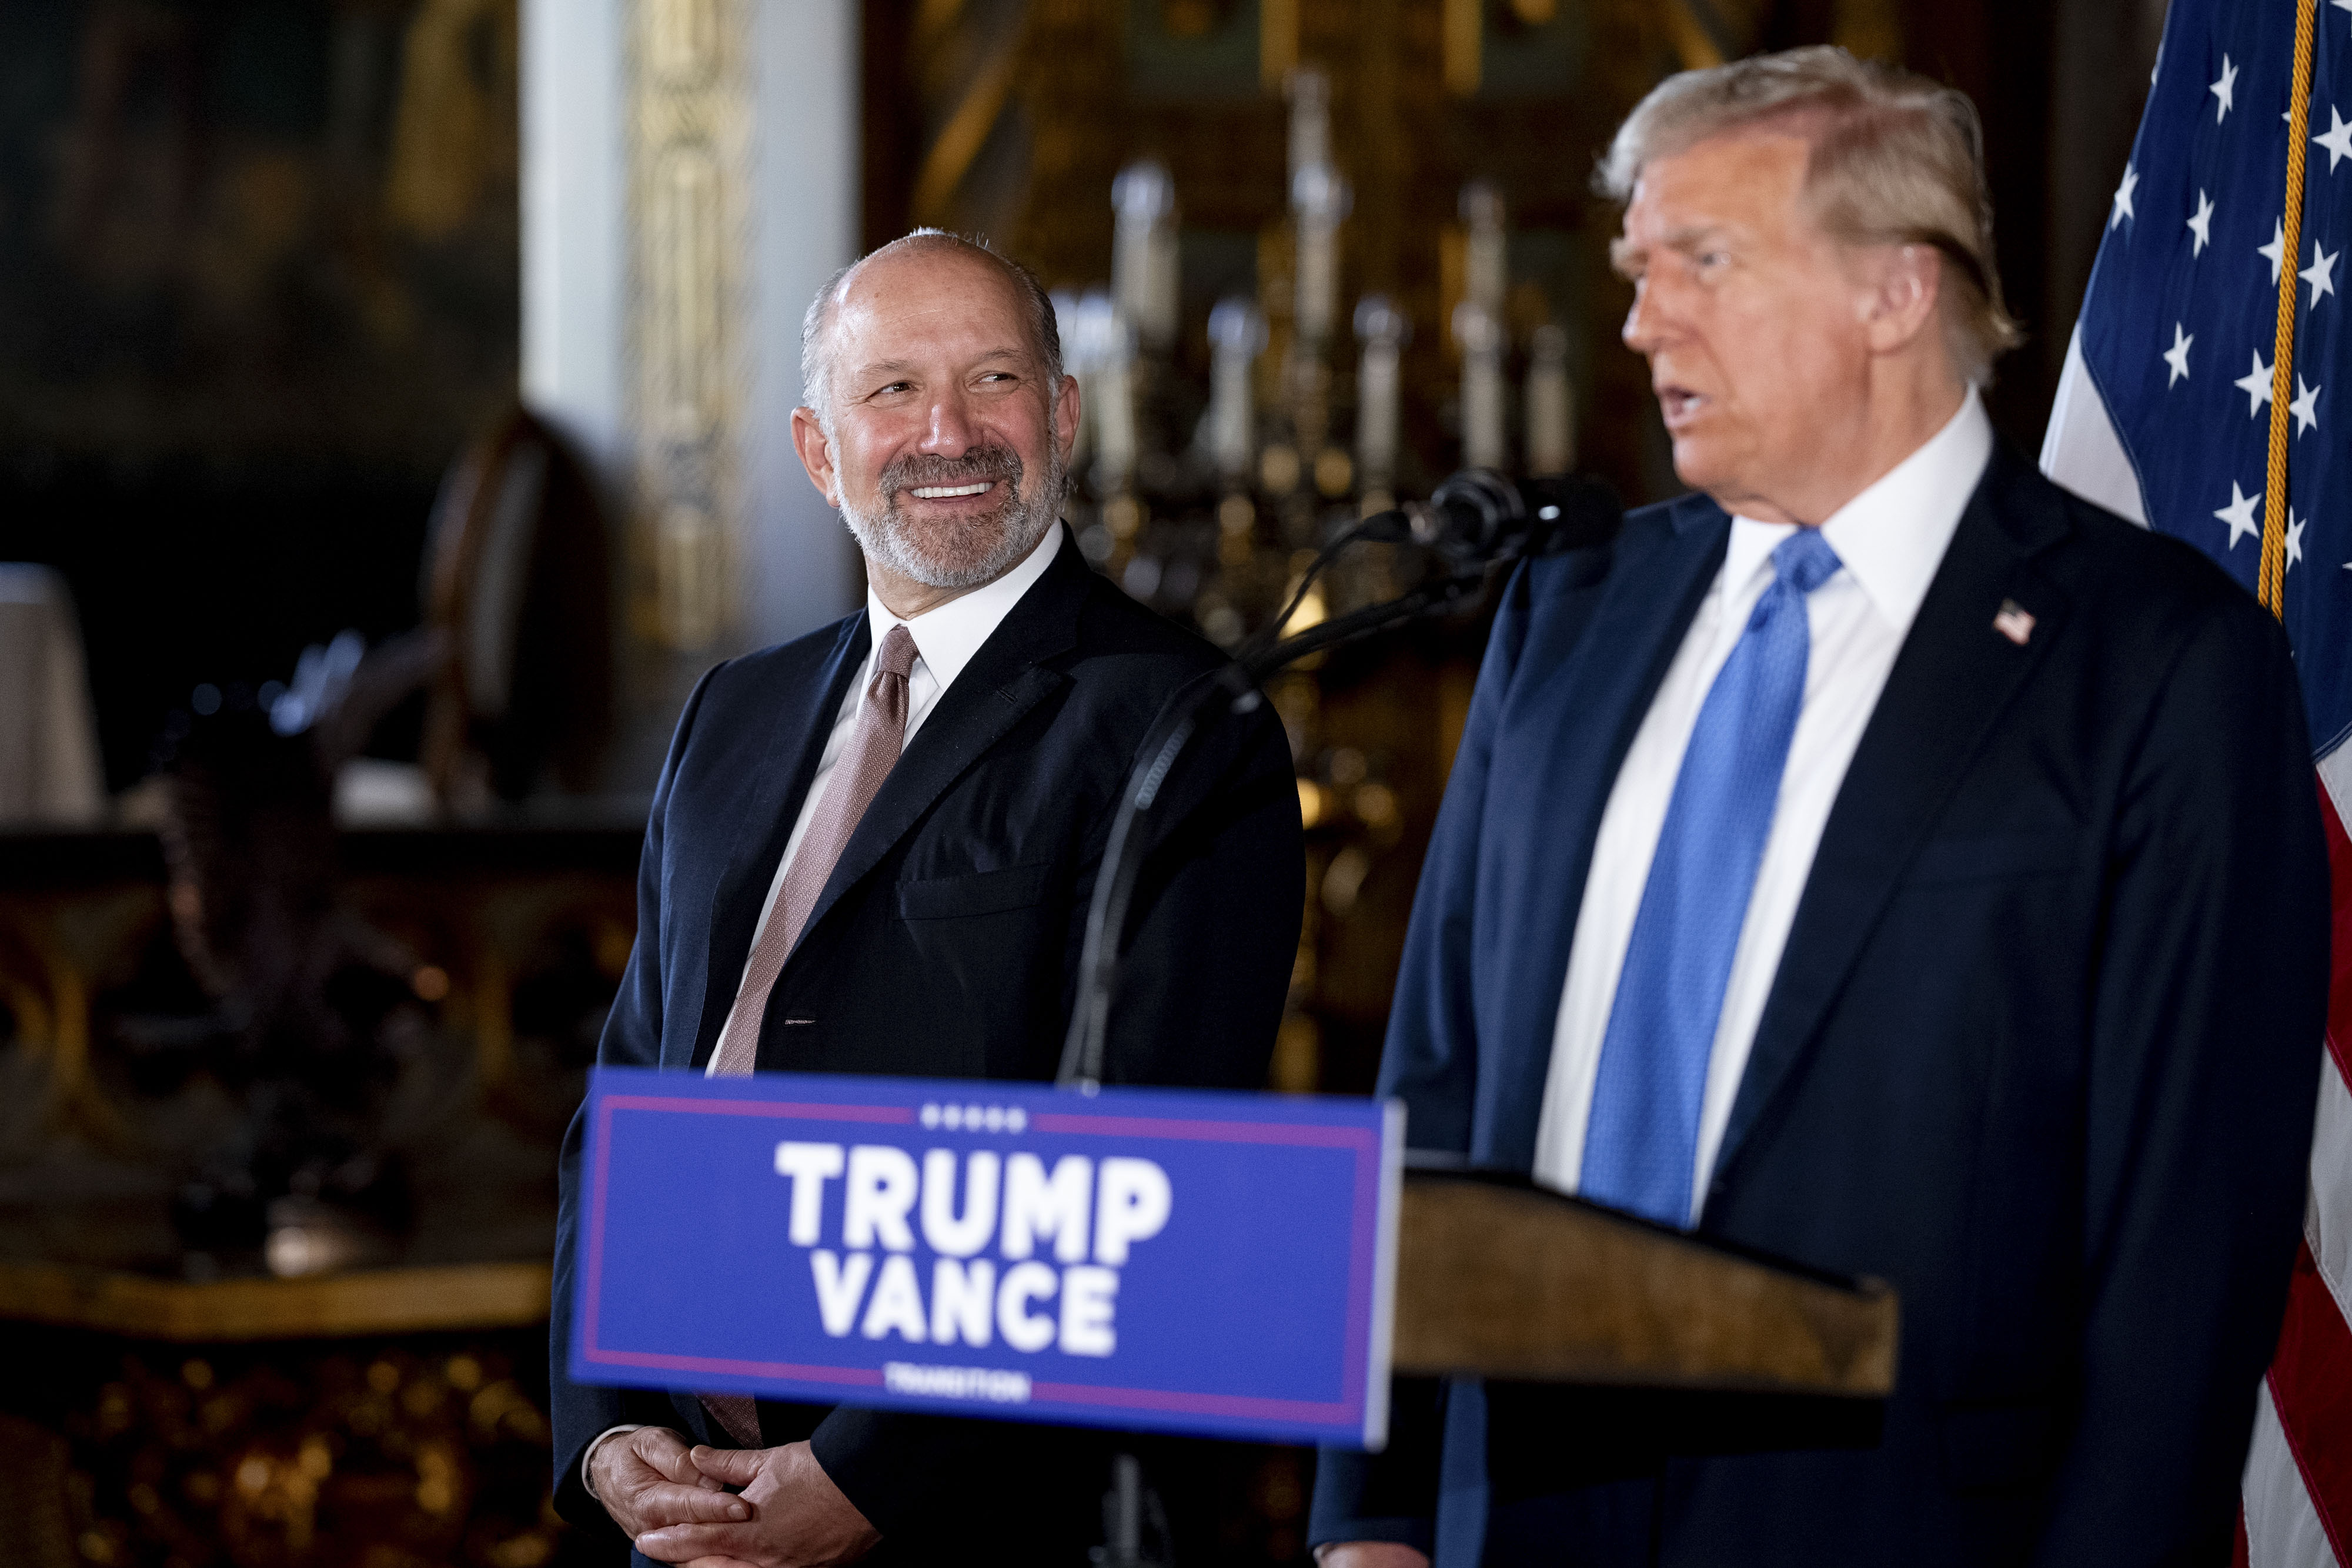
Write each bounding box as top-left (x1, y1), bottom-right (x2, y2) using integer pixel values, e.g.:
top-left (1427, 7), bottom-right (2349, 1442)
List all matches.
top-left (626, 0), bottom-right (754, 652)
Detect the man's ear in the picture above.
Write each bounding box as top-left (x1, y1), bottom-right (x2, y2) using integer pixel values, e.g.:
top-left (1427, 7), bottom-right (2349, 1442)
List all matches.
top-left (791, 406), bottom-right (838, 504)
top-left (1860, 243), bottom-right (1943, 356)
top-left (1051, 374), bottom-right (1081, 471)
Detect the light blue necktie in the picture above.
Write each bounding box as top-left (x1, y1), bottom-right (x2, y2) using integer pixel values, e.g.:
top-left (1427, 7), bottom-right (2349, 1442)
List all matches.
top-left (1578, 527), bottom-right (1843, 1228)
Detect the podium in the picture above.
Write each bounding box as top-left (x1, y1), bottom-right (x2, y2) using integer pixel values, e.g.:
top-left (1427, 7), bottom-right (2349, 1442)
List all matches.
top-left (1391, 1168), bottom-right (1897, 1399)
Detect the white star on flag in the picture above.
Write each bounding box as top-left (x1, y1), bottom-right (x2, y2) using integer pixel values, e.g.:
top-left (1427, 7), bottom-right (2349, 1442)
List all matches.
top-left (2216, 482), bottom-right (2264, 549)
top-left (2238, 349), bottom-right (2277, 414)
top-left (2188, 190), bottom-right (2216, 255)
top-left (2212, 55), bottom-right (2240, 122)
top-left (2112, 163), bottom-right (2139, 229)
top-left (2293, 375), bottom-right (2323, 437)
top-left (2306, 240), bottom-right (2340, 306)
top-left (2262, 217), bottom-right (2289, 283)
top-left (2164, 323), bottom-right (2195, 385)
top-left (2289, 507), bottom-right (2307, 571)
top-left (2318, 106), bottom-right (2352, 172)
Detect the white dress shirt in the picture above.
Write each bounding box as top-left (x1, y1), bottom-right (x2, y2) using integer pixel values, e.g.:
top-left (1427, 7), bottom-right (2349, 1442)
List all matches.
top-left (706, 521), bottom-right (1063, 1069)
top-left (1529, 389), bottom-right (1993, 1222)
top-left (584, 526), bottom-right (1063, 1493)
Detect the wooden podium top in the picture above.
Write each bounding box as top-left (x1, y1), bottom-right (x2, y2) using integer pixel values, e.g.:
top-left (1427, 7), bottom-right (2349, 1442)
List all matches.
top-left (1391, 1170), bottom-right (1897, 1398)
top-left (0, 1176), bottom-right (1899, 1405)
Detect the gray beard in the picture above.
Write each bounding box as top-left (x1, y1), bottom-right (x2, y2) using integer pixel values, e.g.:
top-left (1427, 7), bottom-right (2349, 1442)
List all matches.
top-left (838, 442), bottom-right (1066, 591)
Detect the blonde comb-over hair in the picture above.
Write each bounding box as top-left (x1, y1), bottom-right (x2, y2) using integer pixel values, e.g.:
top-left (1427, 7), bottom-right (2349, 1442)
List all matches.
top-left (1599, 46), bottom-right (2023, 386)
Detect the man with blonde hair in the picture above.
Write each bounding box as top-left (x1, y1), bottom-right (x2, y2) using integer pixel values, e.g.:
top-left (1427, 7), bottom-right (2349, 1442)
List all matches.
top-left (1313, 46), bottom-right (2326, 1566)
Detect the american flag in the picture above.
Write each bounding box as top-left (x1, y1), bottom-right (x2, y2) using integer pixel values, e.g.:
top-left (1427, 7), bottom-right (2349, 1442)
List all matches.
top-left (2041, 0), bottom-right (2352, 1559)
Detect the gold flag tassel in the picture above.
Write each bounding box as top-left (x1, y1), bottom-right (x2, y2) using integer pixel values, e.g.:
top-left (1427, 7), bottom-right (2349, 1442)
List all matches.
top-left (2260, 0), bottom-right (2323, 618)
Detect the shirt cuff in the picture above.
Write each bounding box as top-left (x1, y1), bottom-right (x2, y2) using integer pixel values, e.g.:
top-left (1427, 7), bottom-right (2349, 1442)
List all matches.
top-left (1313, 1544), bottom-right (1433, 1566)
top-left (581, 1423), bottom-right (647, 1501)
top-left (1305, 1518), bottom-right (1438, 1559)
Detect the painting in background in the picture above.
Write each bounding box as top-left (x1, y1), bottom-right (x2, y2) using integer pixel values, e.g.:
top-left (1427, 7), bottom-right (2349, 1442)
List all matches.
top-left (0, 0), bottom-right (522, 790)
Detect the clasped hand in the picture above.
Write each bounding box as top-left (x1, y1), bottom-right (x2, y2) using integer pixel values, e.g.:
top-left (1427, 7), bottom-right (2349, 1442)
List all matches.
top-left (592, 1427), bottom-right (881, 1568)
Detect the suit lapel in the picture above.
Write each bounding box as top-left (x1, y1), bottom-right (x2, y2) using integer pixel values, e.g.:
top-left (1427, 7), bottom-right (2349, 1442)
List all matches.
top-left (1482, 496), bottom-right (1732, 1168)
top-left (777, 535), bottom-right (1087, 979)
top-left (687, 616), bottom-right (870, 1069)
top-left (1708, 446), bottom-right (2072, 1192)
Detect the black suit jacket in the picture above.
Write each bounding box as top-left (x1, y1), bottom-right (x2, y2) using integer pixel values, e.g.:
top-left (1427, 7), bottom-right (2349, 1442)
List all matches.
top-left (552, 532), bottom-right (1304, 1562)
top-left (1311, 446), bottom-right (2330, 1564)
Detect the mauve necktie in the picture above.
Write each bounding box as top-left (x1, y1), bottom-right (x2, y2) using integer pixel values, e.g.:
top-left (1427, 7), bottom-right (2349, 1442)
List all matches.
top-left (700, 621), bottom-right (918, 1446)
top-left (1578, 527), bottom-right (1843, 1228)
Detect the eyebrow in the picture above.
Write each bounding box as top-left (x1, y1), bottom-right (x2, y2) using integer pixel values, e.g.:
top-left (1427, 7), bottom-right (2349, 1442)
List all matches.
top-left (1609, 223), bottom-right (1733, 277)
top-left (851, 346), bottom-right (1032, 384)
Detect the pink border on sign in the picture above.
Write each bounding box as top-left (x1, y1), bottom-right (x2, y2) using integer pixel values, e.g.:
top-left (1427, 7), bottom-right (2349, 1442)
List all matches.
top-left (581, 1095), bottom-right (915, 1362)
top-left (602, 1094), bottom-right (916, 1123)
top-left (1029, 1112), bottom-right (1369, 1147)
top-left (587, 1348), bottom-right (886, 1387)
top-left (1025, 1111), bottom-right (1381, 1417)
top-left (1030, 1380), bottom-right (1353, 1423)
top-left (582, 1095), bottom-right (1381, 1426)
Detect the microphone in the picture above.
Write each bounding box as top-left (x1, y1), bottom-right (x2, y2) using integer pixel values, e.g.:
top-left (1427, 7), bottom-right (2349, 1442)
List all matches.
top-left (1361, 469), bottom-right (1622, 569)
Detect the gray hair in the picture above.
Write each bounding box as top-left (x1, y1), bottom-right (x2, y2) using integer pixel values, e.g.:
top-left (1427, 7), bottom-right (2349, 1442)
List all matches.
top-left (798, 229), bottom-right (1065, 424)
top-left (1598, 46), bottom-right (2022, 385)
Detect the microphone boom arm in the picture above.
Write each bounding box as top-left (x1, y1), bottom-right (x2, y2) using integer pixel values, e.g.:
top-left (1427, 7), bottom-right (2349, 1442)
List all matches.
top-left (1054, 568), bottom-right (1492, 1091)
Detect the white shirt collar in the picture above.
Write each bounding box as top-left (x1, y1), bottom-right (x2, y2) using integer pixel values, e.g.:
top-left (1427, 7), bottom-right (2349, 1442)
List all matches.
top-left (1720, 386), bottom-right (1994, 637)
top-left (863, 521), bottom-right (1063, 691)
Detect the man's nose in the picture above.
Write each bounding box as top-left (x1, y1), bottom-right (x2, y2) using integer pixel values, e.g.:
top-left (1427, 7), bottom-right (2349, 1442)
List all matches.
top-left (1621, 279), bottom-right (1671, 356)
top-left (918, 388), bottom-right (979, 456)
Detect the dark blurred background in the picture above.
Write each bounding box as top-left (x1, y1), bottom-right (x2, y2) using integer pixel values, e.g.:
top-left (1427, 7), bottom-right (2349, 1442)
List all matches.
top-left (0, 1), bottom-right (514, 791)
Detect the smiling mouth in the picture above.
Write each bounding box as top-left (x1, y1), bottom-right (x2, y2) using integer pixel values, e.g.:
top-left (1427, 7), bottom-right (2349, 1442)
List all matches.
top-left (1657, 386), bottom-right (1708, 426)
top-left (908, 482), bottom-right (998, 499)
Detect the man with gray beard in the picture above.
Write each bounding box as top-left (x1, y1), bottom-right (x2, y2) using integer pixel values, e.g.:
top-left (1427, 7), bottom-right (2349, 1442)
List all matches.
top-left (548, 230), bottom-right (1304, 1566)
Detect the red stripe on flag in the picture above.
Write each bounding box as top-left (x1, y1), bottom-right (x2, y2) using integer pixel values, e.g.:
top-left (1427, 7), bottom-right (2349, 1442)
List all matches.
top-left (2264, 776), bottom-right (2352, 1565)
top-left (2235, 1504), bottom-right (2252, 1568)
top-left (2268, 1239), bottom-right (2352, 1562)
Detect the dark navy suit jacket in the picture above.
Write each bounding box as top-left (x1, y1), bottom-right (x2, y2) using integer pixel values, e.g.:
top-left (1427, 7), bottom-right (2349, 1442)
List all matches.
top-left (1312, 446), bottom-right (2329, 1565)
top-left (551, 532), bottom-right (1303, 1563)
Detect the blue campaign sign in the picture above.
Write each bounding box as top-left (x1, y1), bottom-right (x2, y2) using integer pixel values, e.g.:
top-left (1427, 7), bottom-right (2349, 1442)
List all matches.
top-left (570, 1068), bottom-right (1405, 1449)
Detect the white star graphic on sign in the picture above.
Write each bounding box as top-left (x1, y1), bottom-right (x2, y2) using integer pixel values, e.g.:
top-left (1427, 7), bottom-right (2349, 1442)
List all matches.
top-left (2319, 106), bottom-right (2352, 172)
top-left (2187, 189), bottom-right (2216, 254)
top-left (2288, 508), bottom-right (2307, 571)
top-left (2163, 322), bottom-right (2194, 385)
top-left (2111, 163), bottom-right (2138, 229)
top-left (2211, 55), bottom-right (2239, 122)
top-left (2292, 375), bottom-right (2323, 437)
top-left (2237, 349), bottom-right (2277, 414)
top-left (2216, 482), bottom-right (2264, 549)
top-left (2261, 218), bottom-right (2290, 283)
top-left (2305, 240), bottom-right (2341, 306)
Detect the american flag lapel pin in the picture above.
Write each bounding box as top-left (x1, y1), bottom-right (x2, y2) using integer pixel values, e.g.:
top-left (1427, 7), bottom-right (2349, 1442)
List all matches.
top-left (1992, 599), bottom-right (2036, 646)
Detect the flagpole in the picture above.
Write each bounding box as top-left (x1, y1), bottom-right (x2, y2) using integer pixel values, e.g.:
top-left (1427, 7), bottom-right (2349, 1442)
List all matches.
top-left (2259, 0), bottom-right (2321, 617)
